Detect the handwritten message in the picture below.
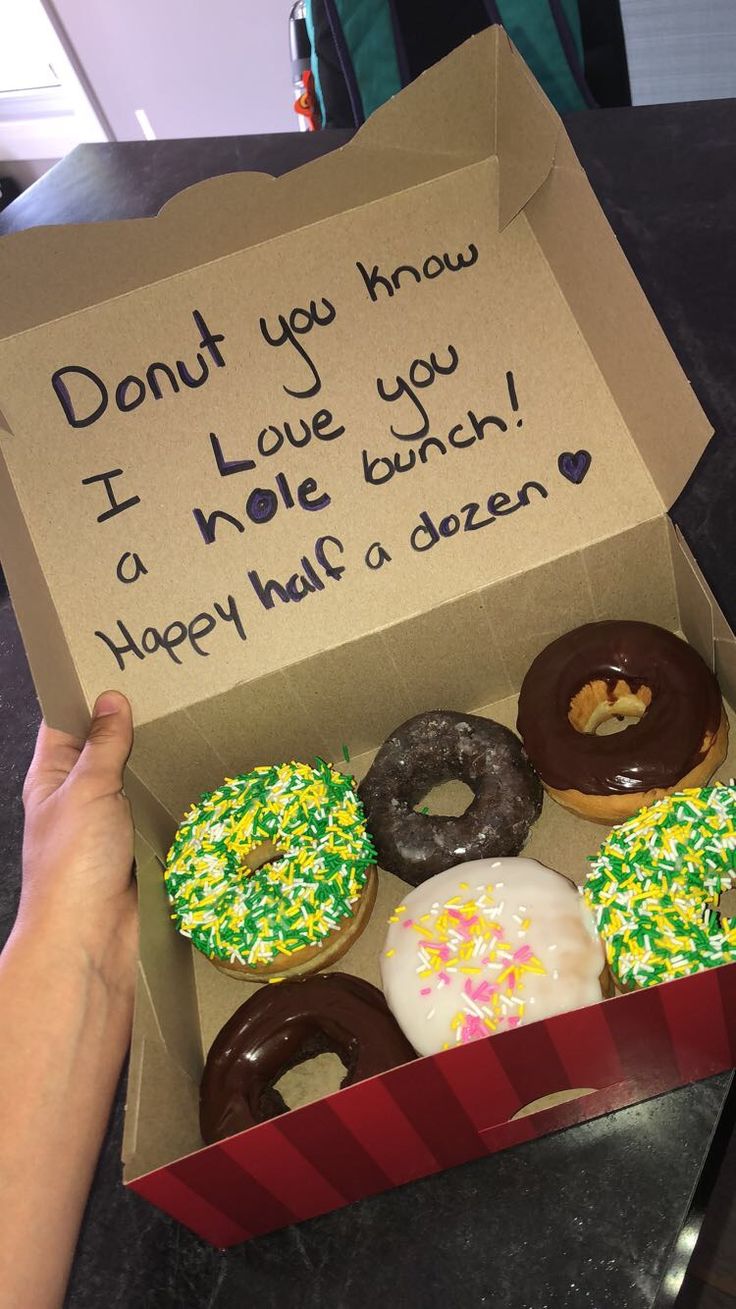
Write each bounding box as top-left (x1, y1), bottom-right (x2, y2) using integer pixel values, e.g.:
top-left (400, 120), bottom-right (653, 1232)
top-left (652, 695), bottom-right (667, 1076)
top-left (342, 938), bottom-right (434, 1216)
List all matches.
top-left (56, 249), bottom-right (587, 675)
top-left (0, 162), bottom-right (657, 719)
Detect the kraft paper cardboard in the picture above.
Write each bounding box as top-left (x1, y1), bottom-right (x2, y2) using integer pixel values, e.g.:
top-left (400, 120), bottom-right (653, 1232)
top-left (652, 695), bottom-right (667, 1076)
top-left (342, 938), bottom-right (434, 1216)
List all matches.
top-left (0, 29), bottom-right (711, 741)
top-left (0, 26), bottom-right (731, 1236)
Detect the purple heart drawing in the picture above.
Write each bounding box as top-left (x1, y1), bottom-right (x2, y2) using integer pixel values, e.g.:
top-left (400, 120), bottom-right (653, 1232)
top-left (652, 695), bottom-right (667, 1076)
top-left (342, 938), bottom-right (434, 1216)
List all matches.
top-left (558, 449), bottom-right (592, 485)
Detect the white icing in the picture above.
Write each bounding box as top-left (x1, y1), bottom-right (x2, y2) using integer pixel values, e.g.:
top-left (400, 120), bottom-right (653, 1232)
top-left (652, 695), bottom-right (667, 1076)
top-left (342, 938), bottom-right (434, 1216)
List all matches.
top-left (380, 858), bottom-right (605, 1057)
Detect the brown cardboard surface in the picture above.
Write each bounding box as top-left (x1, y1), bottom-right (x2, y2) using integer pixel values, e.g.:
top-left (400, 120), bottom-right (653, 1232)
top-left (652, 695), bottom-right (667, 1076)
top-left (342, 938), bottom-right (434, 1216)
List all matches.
top-left (525, 132), bottom-right (713, 506)
top-left (125, 678), bottom-right (736, 1180)
top-left (0, 30), bottom-right (530, 340)
top-left (116, 520), bottom-right (677, 821)
top-left (134, 838), bottom-right (202, 1081)
top-left (669, 520), bottom-right (716, 668)
top-left (0, 26), bottom-right (727, 1200)
top-left (0, 153), bottom-right (665, 729)
top-left (668, 522), bottom-right (736, 707)
top-left (0, 30), bottom-right (712, 744)
top-left (122, 494), bottom-right (735, 1178)
top-left (0, 453), bottom-right (88, 733)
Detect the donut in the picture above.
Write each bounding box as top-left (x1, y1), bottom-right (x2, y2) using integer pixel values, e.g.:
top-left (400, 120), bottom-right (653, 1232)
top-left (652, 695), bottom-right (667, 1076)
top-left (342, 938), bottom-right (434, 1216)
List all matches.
top-left (199, 972), bottom-right (417, 1142)
top-left (584, 784), bottom-right (736, 990)
top-left (517, 621), bottom-right (728, 823)
top-left (164, 761), bottom-right (377, 979)
top-left (358, 711), bottom-right (543, 886)
top-left (381, 857), bottom-right (608, 1056)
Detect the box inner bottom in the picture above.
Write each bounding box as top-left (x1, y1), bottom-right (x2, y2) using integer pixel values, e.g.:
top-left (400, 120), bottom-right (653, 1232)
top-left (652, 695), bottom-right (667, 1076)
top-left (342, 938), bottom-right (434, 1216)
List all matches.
top-left (128, 675), bottom-right (736, 1176)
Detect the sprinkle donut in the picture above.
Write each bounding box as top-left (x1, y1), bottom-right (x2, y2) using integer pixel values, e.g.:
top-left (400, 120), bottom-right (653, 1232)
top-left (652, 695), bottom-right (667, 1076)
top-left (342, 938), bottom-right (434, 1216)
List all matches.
top-left (584, 785), bottom-right (736, 990)
top-left (165, 761), bottom-right (377, 979)
top-left (381, 857), bottom-right (607, 1056)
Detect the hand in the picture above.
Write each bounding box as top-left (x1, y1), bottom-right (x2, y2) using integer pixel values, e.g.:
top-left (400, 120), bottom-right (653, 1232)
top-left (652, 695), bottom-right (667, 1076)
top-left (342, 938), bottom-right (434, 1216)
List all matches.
top-left (20, 691), bottom-right (136, 990)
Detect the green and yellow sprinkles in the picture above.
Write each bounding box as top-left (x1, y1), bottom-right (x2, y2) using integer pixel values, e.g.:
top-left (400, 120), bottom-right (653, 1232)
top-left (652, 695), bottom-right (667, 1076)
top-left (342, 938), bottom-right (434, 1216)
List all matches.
top-left (584, 784), bottom-right (736, 989)
top-left (165, 761), bottom-right (376, 969)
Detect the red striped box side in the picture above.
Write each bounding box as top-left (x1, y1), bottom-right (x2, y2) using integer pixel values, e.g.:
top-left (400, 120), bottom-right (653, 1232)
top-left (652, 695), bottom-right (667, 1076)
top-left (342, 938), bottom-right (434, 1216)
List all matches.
top-left (327, 1074), bottom-right (442, 1185)
top-left (659, 966), bottom-right (733, 1081)
top-left (127, 964), bottom-right (736, 1247)
top-left (716, 961), bottom-right (736, 1062)
top-left (220, 1117), bottom-right (347, 1220)
top-left (131, 1167), bottom-right (253, 1247)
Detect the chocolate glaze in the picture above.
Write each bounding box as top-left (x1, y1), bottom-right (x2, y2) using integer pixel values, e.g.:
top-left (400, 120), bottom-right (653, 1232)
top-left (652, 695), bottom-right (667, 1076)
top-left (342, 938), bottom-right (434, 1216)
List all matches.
top-left (199, 973), bottom-right (416, 1144)
top-left (358, 710), bottom-right (543, 886)
top-left (516, 621), bottom-right (723, 795)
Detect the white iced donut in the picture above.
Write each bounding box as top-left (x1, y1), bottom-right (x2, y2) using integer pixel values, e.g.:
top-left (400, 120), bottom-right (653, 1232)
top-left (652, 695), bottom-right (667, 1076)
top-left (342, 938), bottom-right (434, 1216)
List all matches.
top-left (380, 857), bottom-right (606, 1056)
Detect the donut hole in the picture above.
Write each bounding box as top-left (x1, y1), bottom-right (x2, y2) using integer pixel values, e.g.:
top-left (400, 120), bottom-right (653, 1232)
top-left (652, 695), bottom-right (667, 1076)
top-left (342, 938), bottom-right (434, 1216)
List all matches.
top-left (413, 780), bottom-right (475, 817)
top-left (271, 1050), bottom-right (347, 1112)
top-left (716, 886), bottom-right (736, 919)
top-left (568, 679), bottom-right (652, 736)
top-left (241, 839), bottom-right (287, 876)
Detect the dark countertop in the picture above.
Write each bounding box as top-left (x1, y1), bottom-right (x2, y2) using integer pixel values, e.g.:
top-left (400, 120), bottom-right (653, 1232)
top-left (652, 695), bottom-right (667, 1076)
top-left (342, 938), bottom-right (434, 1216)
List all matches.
top-left (1, 107), bottom-right (736, 1308)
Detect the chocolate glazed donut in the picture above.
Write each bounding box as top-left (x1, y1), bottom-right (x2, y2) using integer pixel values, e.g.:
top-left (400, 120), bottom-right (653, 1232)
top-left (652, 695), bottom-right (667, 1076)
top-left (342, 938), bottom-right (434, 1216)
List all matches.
top-left (517, 620), bottom-right (728, 823)
top-left (358, 710), bottom-right (543, 886)
top-left (200, 973), bottom-right (416, 1143)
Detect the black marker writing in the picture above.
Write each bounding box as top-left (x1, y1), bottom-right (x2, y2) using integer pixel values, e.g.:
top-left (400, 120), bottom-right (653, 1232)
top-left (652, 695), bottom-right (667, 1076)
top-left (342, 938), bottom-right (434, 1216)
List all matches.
top-left (356, 243), bottom-right (478, 303)
top-left (209, 409), bottom-right (345, 478)
top-left (376, 344), bottom-right (459, 440)
top-left (363, 408), bottom-right (507, 487)
top-left (210, 431), bottom-right (256, 476)
top-left (51, 309), bottom-right (226, 430)
top-left (81, 469), bottom-right (141, 522)
top-left (94, 593), bottom-right (246, 670)
top-left (256, 408), bottom-right (344, 458)
top-left (192, 470), bottom-right (331, 545)
top-left (116, 551), bottom-right (148, 584)
top-left (410, 481), bottom-right (548, 553)
top-left (364, 541), bottom-right (392, 570)
top-left (259, 298), bottom-right (336, 399)
top-left (506, 370), bottom-right (522, 427)
top-left (248, 535), bottom-right (346, 611)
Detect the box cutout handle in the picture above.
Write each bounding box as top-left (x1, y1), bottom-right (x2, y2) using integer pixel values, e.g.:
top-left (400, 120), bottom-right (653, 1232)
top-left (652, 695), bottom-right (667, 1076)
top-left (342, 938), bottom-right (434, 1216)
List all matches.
top-left (511, 1087), bottom-right (597, 1120)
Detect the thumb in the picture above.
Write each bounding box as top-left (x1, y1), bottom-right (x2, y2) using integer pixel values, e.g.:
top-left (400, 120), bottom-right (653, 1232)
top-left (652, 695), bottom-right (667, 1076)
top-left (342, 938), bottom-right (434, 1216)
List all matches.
top-left (77, 691), bottom-right (133, 793)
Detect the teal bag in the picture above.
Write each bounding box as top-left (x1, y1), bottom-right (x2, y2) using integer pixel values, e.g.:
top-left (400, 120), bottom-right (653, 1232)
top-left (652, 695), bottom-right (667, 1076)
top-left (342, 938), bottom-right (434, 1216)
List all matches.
top-left (496, 0), bottom-right (588, 112)
top-left (306, 0), bottom-right (594, 129)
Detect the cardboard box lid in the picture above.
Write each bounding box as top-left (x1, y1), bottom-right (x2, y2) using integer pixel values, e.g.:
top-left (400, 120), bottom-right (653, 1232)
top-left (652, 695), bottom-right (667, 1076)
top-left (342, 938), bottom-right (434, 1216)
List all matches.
top-left (0, 28), bottom-right (712, 733)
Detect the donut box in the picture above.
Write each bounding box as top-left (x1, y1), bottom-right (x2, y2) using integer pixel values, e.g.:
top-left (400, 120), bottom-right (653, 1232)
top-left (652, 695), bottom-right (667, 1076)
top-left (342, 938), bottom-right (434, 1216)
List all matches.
top-left (1, 27), bottom-right (736, 1247)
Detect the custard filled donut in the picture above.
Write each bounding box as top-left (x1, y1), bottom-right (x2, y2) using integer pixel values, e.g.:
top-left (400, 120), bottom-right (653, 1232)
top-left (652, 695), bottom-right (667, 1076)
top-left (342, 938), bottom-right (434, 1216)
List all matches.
top-left (381, 858), bottom-right (609, 1056)
top-left (165, 761), bottom-right (377, 979)
top-left (585, 785), bottom-right (736, 990)
top-left (200, 973), bottom-right (417, 1142)
top-left (358, 710), bottom-right (543, 886)
top-left (517, 621), bottom-right (728, 823)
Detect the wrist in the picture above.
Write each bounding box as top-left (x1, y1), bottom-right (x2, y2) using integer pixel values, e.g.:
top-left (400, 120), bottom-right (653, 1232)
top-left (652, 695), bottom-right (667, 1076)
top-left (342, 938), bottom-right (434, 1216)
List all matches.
top-left (13, 894), bottom-right (138, 1006)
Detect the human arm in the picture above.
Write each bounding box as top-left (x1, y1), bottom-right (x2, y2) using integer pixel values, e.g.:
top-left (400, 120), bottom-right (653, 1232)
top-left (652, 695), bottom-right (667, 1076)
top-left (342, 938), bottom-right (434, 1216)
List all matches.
top-left (0, 692), bottom-right (135, 1309)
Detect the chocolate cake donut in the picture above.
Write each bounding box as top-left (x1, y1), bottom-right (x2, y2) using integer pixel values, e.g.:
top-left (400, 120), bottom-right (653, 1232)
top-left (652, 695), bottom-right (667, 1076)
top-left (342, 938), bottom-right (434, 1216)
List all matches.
top-left (200, 973), bottom-right (416, 1143)
top-left (358, 710), bottom-right (543, 885)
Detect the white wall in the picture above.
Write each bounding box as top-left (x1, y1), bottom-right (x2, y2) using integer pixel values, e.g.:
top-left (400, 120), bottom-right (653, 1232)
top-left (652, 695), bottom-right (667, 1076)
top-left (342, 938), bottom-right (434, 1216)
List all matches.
top-left (0, 0), bottom-right (105, 188)
top-left (47, 0), bottom-right (298, 141)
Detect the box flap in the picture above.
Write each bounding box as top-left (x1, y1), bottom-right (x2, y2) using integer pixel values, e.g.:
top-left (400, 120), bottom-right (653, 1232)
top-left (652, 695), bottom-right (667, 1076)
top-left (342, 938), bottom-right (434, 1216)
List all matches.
top-left (0, 31), bottom-right (712, 732)
top-left (0, 30), bottom-right (559, 340)
top-left (668, 520), bottom-right (736, 706)
top-left (525, 130), bottom-right (713, 506)
top-left (0, 448), bottom-right (88, 732)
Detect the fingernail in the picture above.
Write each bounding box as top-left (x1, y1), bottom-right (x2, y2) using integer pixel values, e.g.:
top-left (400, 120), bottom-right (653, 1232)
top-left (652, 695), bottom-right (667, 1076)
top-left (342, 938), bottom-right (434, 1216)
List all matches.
top-left (94, 692), bottom-right (120, 717)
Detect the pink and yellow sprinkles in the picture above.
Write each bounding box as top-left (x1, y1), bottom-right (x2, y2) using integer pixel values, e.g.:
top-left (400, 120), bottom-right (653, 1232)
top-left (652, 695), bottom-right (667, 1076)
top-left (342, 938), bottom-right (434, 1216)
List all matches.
top-left (389, 884), bottom-right (545, 1046)
top-left (381, 858), bottom-right (606, 1057)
